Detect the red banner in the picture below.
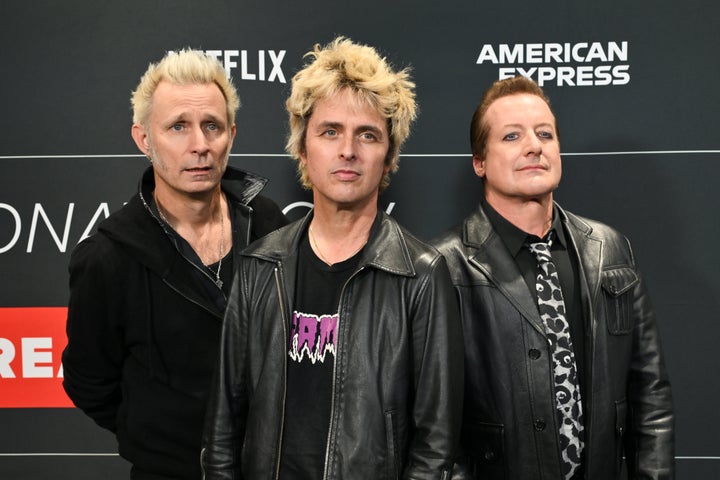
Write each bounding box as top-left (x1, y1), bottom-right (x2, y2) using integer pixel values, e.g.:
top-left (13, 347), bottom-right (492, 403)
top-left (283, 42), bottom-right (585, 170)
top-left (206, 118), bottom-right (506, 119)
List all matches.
top-left (0, 307), bottom-right (73, 407)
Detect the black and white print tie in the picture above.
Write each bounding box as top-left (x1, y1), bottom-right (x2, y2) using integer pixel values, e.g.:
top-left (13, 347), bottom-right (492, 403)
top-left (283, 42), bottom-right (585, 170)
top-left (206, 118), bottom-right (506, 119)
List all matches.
top-left (527, 233), bottom-right (584, 478)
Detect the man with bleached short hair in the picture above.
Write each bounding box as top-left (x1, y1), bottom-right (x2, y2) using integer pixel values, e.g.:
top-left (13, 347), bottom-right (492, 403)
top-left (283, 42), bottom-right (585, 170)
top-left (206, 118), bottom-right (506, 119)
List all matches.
top-left (62, 48), bottom-right (287, 479)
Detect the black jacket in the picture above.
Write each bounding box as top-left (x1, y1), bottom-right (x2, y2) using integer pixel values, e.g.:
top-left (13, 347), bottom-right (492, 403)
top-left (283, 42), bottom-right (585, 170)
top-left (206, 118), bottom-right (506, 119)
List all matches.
top-left (431, 203), bottom-right (674, 480)
top-left (62, 166), bottom-right (288, 479)
top-left (201, 211), bottom-right (464, 480)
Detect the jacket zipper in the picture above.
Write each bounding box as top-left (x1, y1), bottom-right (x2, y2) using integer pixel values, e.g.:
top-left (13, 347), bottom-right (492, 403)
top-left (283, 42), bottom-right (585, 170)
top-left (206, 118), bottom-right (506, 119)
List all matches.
top-left (321, 266), bottom-right (365, 480)
top-left (273, 266), bottom-right (289, 480)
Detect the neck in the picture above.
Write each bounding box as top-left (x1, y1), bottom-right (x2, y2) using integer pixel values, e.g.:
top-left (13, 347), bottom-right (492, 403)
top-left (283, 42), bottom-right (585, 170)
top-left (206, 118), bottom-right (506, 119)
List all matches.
top-left (153, 185), bottom-right (224, 227)
top-left (154, 186), bottom-right (230, 265)
top-left (486, 193), bottom-right (554, 238)
top-left (308, 205), bottom-right (376, 266)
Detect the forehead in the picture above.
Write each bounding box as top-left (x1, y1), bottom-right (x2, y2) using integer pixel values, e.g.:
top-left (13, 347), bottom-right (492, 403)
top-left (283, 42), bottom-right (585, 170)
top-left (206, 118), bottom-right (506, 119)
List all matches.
top-left (151, 81), bottom-right (227, 118)
top-left (309, 89), bottom-right (386, 129)
top-left (485, 93), bottom-right (555, 127)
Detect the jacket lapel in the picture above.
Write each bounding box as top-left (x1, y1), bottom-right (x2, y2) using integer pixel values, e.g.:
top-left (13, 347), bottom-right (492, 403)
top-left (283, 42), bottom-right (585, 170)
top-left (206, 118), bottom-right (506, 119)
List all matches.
top-left (464, 208), bottom-right (546, 336)
top-left (560, 209), bottom-right (602, 331)
top-left (250, 210), bottom-right (416, 275)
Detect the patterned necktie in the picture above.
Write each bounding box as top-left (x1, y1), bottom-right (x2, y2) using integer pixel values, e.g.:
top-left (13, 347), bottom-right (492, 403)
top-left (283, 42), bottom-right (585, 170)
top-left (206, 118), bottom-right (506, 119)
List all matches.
top-left (527, 232), bottom-right (584, 479)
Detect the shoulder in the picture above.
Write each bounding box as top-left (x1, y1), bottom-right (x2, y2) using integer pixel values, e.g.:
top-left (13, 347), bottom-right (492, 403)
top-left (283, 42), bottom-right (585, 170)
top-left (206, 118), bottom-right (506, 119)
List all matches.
top-left (248, 194), bottom-right (290, 237)
top-left (248, 194), bottom-right (287, 219)
top-left (384, 216), bottom-right (448, 274)
top-left (403, 225), bottom-right (442, 258)
top-left (96, 193), bottom-right (151, 237)
top-left (561, 208), bottom-right (637, 266)
top-left (428, 223), bottom-right (465, 256)
top-left (562, 208), bottom-right (630, 244)
top-left (70, 196), bottom-right (148, 273)
top-left (68, 232), bottom-right (130, 282)
top-left (243, 218), bottom-right (303, 258)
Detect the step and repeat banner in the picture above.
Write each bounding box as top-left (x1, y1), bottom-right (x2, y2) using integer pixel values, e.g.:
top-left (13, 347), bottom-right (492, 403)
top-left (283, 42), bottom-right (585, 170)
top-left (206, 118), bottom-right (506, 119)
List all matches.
top-left (1, 0), bottom-right (718, 478)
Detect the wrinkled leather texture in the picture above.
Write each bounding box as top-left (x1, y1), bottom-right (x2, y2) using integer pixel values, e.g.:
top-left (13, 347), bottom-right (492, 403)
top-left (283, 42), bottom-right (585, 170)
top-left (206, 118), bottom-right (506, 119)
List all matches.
top-left (432, 204), bottom-right (674, 480)
top-left (202, 212), bottom-right (464, 480)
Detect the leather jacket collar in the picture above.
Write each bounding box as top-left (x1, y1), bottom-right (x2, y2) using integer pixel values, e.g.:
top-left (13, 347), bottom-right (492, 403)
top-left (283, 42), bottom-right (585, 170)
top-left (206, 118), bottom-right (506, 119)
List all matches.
top-left (245, 209), bottom-right (417, 278)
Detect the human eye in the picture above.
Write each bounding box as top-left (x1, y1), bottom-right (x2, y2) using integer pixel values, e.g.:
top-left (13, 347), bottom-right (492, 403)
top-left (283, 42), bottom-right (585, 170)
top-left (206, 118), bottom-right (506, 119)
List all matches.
top-left (537, 130), bottom-right (554, 140)
top-left (502, 132), bottom-right (519, 141)
top-left (359, 131), bottom-right (378, 142)
top-left (322, 128), bottom-right (337, 137)
top-left (171, 123), bottom-right (184, 132)
top-left (205, 122), bottom-right (223, 133)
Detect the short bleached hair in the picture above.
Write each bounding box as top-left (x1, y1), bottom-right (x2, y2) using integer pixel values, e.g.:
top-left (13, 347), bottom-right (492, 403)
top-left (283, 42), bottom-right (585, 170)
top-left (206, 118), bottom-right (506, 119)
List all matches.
top-left (131, 48), bottom-right (240, 128)
top-left (285, 37), bottom-right (417, 190)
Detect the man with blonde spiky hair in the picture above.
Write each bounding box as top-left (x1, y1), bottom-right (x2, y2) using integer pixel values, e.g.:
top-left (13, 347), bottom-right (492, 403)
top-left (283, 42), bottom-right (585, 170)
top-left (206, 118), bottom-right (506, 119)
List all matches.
top-left (62, 48), bottom-right (287, 479)
top-left (284, 37), bottom-right (417, 191)
top-left (202, 37), bottom-right (463, 479)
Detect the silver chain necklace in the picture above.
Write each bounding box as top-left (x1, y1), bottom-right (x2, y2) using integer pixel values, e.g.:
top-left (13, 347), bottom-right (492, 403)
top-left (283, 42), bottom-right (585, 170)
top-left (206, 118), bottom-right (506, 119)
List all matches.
top-left (155, 194), bottom-right (225, 288)
top-left (308, 225), bottom-right (367, 266)
top-left (211, 210), bottom-right (225, 288)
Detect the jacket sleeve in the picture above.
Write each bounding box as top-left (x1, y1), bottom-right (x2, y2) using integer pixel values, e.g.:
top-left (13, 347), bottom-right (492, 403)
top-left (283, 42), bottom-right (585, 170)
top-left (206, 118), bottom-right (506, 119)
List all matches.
top-left (404, 254), bottom-right (464, 480)
top-left (201, 268), bottom-right (249, 480)
top-left (625, 252), bottom-right (675, 479)
top-left (61, 237), bottom-right (125, 432)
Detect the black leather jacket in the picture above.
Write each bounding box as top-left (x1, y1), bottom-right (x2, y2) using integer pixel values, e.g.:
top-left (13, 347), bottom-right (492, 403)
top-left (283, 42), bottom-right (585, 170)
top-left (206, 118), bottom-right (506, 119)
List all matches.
top-left (202, 211), bottom-right (464, 480)
top-left (431, 203), bottom-right (674, 480)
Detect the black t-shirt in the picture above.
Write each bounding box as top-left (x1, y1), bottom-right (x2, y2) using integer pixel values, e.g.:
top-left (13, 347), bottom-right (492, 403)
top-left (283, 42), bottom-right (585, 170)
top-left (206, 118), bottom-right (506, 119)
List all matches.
top-left (278, 231), bottom-right (361, 479)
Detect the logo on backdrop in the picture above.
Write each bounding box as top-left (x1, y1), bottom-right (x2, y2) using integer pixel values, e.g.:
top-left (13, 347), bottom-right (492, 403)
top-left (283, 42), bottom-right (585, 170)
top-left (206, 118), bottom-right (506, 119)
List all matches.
top-left (0, 201), bottom-right (396, 254)
top-left (204, 49), bottom-right (287, 83)
top-left (0, 202), bottom-right (111, 254)
top-left (0, 307), bottom-right (71, 408)
top-left (476, 41), bottom-right (630, 86)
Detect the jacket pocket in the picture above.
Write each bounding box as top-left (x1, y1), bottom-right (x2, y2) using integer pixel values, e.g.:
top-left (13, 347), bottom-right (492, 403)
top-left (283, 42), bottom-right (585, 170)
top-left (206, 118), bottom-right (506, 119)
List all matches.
top-left (601, 267), bottom-right (639, 335)
top-left (462, 421), bottom-right (505, 479)
top-left (385, 409), bottom-right (400, 480)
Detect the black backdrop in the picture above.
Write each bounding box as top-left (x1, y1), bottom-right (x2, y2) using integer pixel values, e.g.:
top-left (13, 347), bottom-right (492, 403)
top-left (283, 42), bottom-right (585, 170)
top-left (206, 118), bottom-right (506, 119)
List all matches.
top-left (1, 1), bottom-right (718, 478)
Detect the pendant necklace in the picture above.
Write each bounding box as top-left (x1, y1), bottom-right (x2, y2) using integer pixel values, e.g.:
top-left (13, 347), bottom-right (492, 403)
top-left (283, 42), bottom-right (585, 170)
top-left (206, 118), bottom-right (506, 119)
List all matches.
top-left (155, 194), bottom-right (225, 288)
top-left (211, 208), bottom-right (225, 288)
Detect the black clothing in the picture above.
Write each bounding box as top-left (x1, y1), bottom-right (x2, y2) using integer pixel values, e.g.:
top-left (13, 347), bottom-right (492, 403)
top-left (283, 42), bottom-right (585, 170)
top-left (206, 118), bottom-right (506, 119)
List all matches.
top-left (279, 235), bottom-right (358, 479)
top-left (483, 201), bottom-right (586, 400)
top-left (432, 202), bottom-right (674, 480)
top-left (202, 211), bottom-right (464, 480)
top-left (62, 166), bottom-right (288, 479)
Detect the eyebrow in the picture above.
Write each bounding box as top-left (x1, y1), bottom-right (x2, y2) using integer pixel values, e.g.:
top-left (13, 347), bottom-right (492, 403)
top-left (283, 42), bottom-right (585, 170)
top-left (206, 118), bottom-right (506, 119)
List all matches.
top-left (202, 113), bottom-right (225, 124)
top-left (165, 113), bottom-right (226, 125)
top-left (500, 122), bottom-right (556, 132)
top-left (502, 122), bottom-right (554, 128)
top-left (315, 121), bottom-right (385, 137)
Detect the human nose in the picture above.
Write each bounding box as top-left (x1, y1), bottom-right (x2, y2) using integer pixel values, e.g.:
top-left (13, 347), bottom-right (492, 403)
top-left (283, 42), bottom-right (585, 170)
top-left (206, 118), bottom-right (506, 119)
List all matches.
top-left (338, 135), bottom-right (357, 161)
top-left (524, 132), bottom-right (543, 157)
top-left (189, 126), bottom-right (211, 155)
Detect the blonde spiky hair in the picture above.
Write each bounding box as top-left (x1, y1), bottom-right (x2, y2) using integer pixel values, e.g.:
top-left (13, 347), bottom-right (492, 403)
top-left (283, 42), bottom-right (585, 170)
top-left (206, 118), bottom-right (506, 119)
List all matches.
top-left (285, 37), bottom-right (417, 191)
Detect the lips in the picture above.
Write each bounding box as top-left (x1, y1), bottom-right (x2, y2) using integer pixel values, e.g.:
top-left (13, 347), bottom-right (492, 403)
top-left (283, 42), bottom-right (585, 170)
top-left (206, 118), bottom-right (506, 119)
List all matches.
top-left (332, 169), bottom-right (361, 180)
top-left (518, 164), bottom-right (547, 172)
